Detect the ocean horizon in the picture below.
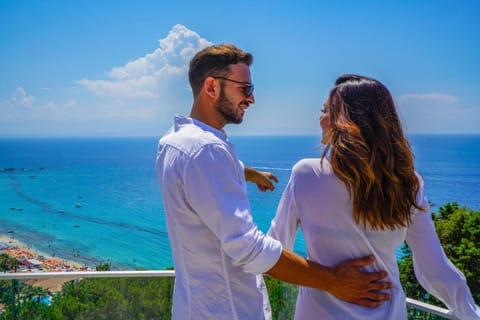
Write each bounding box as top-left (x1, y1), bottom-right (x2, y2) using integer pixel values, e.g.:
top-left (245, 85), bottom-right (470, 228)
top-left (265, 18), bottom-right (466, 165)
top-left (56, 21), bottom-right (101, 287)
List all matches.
top-left (1, 134), bottom-right (479, 270)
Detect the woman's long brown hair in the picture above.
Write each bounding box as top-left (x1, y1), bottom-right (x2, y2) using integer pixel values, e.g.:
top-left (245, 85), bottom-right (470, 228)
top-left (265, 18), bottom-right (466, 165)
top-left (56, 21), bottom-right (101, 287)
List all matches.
top-left (321, 75), bottom-right (426, 230)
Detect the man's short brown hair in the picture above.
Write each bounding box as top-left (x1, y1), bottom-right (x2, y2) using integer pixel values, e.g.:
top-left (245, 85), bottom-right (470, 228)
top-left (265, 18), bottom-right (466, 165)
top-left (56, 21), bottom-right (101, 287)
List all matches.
top-left (188, 44), bottom-right (253, 97)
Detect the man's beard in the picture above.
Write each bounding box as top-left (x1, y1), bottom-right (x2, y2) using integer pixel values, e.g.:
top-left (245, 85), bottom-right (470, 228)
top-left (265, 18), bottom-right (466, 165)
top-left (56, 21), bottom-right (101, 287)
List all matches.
top-left (214, 88), bottom-right (244, 124)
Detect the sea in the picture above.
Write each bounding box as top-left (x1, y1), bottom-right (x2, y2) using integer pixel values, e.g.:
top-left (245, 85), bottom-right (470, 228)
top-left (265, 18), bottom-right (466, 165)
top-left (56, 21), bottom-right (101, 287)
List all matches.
top-left (0, 135), bottom-right (479, 270)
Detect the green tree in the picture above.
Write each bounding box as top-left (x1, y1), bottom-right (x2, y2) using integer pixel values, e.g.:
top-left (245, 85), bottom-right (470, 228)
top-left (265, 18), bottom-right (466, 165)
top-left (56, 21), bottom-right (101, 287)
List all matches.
top-left (50, 274), bottom-right (174, 319)
top-left (435, 203), bottom-right (480, 299)
top-left (95, 260), bottom-right (112, 271)
top-left (264, 276), bottom-right (298, 320)
top-left (399, 202), bottom-right (480, 316)
top-left (2, 299), bottom-right (63, 320)
top-left (10, 257), bottom-right (19, 273)
top-left (0, 280), bottom-right (62, 320)
top-left (0, 253), bottom-right (9, 273)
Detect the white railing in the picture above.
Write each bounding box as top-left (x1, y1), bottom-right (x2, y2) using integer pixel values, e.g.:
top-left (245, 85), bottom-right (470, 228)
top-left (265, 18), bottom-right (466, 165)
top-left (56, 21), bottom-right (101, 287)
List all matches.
top-left (0, 271), bottom-right (454, 319)
top-left (0, 270), bottom-right (175, 280)
top-left (406, 297), bottom-right (454, 319)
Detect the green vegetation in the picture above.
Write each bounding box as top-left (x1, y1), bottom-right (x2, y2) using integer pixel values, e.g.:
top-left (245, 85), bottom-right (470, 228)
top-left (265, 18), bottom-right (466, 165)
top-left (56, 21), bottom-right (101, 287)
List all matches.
top-left (399, 202), bottom-right (480, 320)
top-left (0, 280), bottom-right (55, 320)
top-left (53, 276), bottom-right (174, 319)
top-left (264, 277), bottom-right (298, 320)
top-left (0, 275), bottom-right (174, 320)
top-left (0, 203), bottom-right (478, 319)
top-left (1, 254), bottom-right (19, 273)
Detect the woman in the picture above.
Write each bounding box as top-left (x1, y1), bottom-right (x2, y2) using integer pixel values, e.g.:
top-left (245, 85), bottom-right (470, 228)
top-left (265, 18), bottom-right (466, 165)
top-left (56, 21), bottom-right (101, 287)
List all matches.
top-left (268, 74), bottom-right (480, 319)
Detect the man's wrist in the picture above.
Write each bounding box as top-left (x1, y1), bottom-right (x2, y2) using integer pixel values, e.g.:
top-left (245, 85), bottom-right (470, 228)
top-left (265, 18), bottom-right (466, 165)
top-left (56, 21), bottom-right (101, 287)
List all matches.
top-left (244, 166), bottom-right (256, 182)
top-left (308, 259), bottom-right (335, 292)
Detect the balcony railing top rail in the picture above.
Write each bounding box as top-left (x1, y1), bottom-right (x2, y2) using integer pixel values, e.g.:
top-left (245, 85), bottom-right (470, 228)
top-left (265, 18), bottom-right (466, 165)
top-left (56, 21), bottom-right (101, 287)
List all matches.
top-left (0, 270), bottom-right (455, 319)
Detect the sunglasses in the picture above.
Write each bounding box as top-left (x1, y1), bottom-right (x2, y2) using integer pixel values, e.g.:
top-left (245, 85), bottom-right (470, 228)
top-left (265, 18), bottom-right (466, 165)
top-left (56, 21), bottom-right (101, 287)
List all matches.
top-left (214, 77), bottom-right (254, 97)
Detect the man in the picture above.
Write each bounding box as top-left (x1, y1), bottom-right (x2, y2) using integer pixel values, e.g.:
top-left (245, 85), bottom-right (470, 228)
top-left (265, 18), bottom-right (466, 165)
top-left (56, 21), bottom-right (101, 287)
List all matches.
top-left (156, 44), bottom-right (392, 319)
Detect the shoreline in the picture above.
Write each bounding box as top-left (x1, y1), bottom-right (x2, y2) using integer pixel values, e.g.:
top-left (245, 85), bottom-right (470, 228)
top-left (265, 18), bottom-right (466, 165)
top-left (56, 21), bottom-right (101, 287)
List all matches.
top-left (0, 233), bottom-right (93, 293)
top-left (0, 233), bottom-right (89, 273)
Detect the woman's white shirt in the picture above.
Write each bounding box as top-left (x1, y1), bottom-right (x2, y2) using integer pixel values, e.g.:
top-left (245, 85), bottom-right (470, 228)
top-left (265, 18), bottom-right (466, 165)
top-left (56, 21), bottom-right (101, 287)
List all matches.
top-left (268, 158), bottom-right (480, 320)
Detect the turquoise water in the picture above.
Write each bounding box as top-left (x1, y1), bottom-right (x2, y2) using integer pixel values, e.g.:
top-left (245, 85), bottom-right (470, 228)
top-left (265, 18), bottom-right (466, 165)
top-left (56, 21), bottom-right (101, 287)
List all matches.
top-left (0, 135), bottom-right (479, 270)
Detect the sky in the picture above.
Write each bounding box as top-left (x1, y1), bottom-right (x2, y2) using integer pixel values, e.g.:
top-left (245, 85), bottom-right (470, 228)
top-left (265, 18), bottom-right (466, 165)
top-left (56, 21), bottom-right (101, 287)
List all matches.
top-left (1, 0), bottom-right (479, 137)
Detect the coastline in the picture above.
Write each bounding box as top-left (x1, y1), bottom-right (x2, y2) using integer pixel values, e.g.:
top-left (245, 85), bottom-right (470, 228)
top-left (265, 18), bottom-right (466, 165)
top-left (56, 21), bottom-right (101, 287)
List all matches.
top-left (0, 233), bottom-right (89, 273)
top-left (0, 233), bottom-right (93, 293)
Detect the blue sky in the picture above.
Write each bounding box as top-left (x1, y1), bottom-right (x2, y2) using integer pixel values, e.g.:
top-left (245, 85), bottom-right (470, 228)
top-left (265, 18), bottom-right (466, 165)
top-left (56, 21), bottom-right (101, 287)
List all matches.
top-left (1, 0), bottom-right (479, 137)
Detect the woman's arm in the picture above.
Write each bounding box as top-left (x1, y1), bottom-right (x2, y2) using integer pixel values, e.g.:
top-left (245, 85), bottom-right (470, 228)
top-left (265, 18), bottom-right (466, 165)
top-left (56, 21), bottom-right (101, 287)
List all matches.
top-left (406, 184), bottom-right (480, 319)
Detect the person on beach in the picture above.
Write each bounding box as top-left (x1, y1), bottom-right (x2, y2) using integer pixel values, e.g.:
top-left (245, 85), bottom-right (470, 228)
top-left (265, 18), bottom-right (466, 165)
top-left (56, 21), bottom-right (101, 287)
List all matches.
top-left (267, 74), bottom-right (480, 319)
top-left (155, 45), bottom-right (392, 319)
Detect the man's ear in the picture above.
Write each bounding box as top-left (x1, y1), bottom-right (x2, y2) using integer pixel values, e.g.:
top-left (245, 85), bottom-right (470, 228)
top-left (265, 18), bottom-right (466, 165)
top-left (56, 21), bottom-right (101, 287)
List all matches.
top-left (204, 77), bottom-right (218, 99)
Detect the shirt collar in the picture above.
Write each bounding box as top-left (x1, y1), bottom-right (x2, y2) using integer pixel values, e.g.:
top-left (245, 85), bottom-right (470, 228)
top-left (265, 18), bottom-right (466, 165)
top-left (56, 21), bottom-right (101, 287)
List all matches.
top-left (174, 115), bottom-right (228, 141)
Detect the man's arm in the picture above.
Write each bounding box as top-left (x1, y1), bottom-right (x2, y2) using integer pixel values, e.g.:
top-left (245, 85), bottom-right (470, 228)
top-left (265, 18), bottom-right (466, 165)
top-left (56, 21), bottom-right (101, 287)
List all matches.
top-left (244, 166), bottom-right (279, 192)
top-left (266, 249), bottom-right (392, 308)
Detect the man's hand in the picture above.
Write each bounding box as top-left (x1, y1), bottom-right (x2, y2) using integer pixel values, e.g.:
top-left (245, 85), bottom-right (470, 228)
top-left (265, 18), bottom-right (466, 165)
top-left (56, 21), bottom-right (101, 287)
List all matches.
top-left (328, 255), bottom-right (392, 308)
top-left (266, 250), bottom-right (391, 309)
top-left (244, 166), bottom-right (279, 192)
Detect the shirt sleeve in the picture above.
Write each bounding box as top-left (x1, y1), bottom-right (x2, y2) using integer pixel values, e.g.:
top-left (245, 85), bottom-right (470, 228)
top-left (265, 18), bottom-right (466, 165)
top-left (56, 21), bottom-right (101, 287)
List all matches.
top-left (184, 143), bottom-right (282, 274)
top-left (406, 179), bottom-right (480, 320)
top-left (267, 172), bottom-right (300, 250)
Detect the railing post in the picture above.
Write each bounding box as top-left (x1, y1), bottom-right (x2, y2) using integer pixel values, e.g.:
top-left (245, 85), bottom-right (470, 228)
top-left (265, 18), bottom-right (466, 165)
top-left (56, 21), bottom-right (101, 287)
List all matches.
top-left (11, 279), bottom-right (16, 320)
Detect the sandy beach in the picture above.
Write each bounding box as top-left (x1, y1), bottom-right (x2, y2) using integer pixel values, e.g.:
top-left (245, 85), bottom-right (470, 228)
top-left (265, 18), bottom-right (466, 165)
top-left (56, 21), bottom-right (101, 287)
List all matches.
top-left (0, 234), bottom-right (90, 292)
top-left (0, 234), bottom-right (87, 271)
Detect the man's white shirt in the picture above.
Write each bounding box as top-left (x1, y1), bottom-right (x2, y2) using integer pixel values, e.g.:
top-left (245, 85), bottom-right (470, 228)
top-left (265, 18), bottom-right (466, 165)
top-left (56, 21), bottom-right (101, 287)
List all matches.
top-left (156, 115), bottom-right (282, 319)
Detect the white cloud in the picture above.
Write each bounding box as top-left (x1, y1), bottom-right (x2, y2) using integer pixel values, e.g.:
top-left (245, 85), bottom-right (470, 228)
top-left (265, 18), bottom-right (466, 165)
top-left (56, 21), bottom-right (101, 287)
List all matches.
top-left (77, 76), bottom-right (160, 98)
top-left (65, 99), bottom-right (77, 108)
top-left (396, 93), bottom-right (458, 104)
top-left (11, 87), bottom-right (35, 107)
top-left (0, 87), bottom-right (35, 120)
top-left (0, 25), bottom-right (214, 137)
top-left (395, 93), bottom-right (480, 134)
top-left (76, 24), bottom-right (212, 99)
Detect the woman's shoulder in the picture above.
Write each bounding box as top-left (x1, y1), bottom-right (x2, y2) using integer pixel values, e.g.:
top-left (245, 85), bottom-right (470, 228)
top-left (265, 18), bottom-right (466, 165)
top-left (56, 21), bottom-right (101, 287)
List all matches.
top-left (292, 158), bottom-right (333, 175)
top-left (293, 158), bottom-right (320, 168)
